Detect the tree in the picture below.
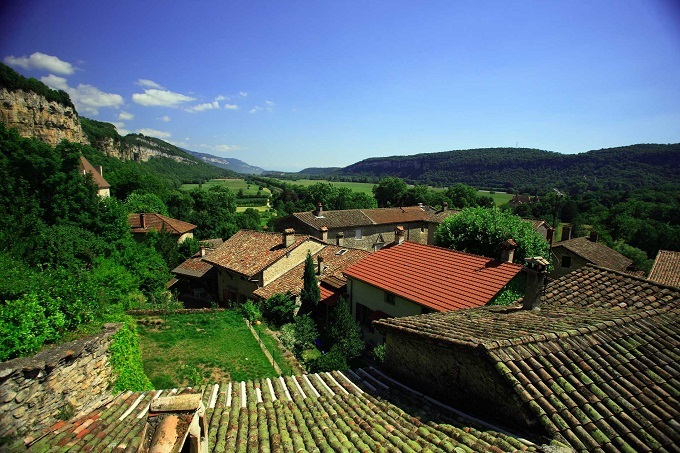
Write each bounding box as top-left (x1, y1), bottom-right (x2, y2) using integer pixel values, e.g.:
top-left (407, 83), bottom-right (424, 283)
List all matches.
top-left (262, 292), bottom-right (296, 327)
top-left (372, 177), bottom-right (408, 207)
top-left (300, 251), bottom-right (320, 309)
top-left (293, 314), bottom-right (318, 356)
top-left (124, 192), bottom-right (169, 215)
top-left (434, 207), bottom-right (550, 264)
top-left (327, 298), bottom-right (364, 359)
top-left (444, 183), bottom-right (479, 209)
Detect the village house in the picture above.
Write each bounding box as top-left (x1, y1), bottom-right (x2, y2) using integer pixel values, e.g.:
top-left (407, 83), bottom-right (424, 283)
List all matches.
top-left (343, 234), bottom-right (524, 345)
top-left (550, 230), bottom-right (633, 279)
top-left (374, 263), bottom-right (680, 452)
top-left (648, 249), bottom-right (680, 287)
top-left (78, 155), bottom-right (110, 197)
top-left (202, 229), bottom-right (368, 307)
top-left (169, 239), bottom-right (224, 303)
top-left (507, 193), bottom-right (540, 208)
top-left (127, 212), bottom-right (197, 244)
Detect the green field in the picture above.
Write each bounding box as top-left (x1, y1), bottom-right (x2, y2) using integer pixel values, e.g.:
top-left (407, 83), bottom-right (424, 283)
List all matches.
top-left (279, 179), bottom-right (376, 196)
top-left (478, 190), bottom-right (513, 205)
top-left (181, 178), bottom-right (271, 196)
top-left (136, 310), bottom-right (282, 388)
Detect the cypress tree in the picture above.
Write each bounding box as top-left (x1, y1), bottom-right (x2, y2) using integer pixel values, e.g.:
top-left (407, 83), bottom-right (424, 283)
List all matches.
top-left (300, 251), bottom-right (320, 308)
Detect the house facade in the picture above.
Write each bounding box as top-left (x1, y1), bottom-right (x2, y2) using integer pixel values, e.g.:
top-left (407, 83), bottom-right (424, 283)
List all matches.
top-left (78, 155), bottom-right (110, 197)
top-left (128, 212), bottom-right (196, 243)
top-left (343, 240), bottom-right (524, 346)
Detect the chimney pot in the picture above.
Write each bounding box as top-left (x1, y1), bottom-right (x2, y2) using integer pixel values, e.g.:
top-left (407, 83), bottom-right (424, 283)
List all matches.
top-left (96, 165), bottom-right (103, 176)
top-left (320, 226), bottom-right (328, 242)
top-left (589, 230), bottom-right (599, 242)
top-left (140, 213), bottom-right (146, 229)
top-left (200, 246), bottom-right (206, 257)
top-left (522, 256), bottom-right (549, 310)
top-left (394, 226), bottom-right (405, 244)
top-left (336, 232), bottom-right (344, 247)
top-left (442, 202), bottom-right (448, 211)
top-left (317, 255), bottom-right (324, 275)
top-left (314, 202), bottom-right (323, 217)
top-left (561, 224), bottom-right (572, 241)
top-left (500, 239), bottom-right (517, 263)
top-left (283, 228), bottom-right (295, 248)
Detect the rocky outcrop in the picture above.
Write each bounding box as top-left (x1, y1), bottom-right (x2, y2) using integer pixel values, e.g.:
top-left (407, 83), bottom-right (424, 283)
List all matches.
top-left (0, 88), bottom-right (89, 146)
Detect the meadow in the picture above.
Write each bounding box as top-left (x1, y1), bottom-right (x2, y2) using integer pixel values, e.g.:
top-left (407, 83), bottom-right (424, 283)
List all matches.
top-left (136, 310), bottom-right (283, 388)
top-left (180, 178), bottom-right (271, 196)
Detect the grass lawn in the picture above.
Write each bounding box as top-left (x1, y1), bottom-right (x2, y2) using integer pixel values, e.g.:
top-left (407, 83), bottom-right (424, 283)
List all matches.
top-left (181, 178), bottom-right (271, 197)
top-left (136, 310), bottom-right (278, 388)
top-left (478, 190), bottom-right (513, 206)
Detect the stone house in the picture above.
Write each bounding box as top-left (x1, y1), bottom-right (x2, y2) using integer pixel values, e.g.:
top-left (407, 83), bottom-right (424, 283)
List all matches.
top-left (202, 229), bottom-right (368, 307)
top-left (550, 232), bottom-right (632, 279)
top-left (128, 213), bottom-right (197, 244)
top-left (274, 204), bottom-right (447, 252)
top-left (78, 155), bottom-right (110, 197)
top-left (507, 194), bottom-right (540, 208)
top-left (343, 238), bottom-right (523, 346)
top-left (169, 239), bottom-right (224, 302)
top-left (374, 264), bottom-right (680, 451)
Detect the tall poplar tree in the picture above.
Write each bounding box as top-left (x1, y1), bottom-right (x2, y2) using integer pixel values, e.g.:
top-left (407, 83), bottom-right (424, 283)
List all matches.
top-left (300, 251), bottom-right (320, 308)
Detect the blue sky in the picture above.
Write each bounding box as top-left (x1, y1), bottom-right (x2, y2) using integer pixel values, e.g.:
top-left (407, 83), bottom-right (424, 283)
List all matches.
top-left (2, 1), bottom-right (679, 171)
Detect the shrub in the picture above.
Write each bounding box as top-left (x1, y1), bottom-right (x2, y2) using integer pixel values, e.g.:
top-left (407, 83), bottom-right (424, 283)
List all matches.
top-left (241, 300), bottom-right (261, 322)
top-left (108, 319), bottom-right (153, 392)
top-left (293, 314), bottom-right (318, 356)
top-left (279, 323), bottom-right (296, 351)
top-left (262, 293), bottom-right (296, 327)
top-left (372, 343), bottom-right (386, 364)
top-left (309, 347), bottom-right (348, 372)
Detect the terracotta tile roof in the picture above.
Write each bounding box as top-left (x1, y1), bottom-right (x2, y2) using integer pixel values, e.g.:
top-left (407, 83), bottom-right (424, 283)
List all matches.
top-left (171, 256), bottom-right (213, 278)
top-left (375, 267), bottom-right (680, 452)
top-left (199, 238), bottom-right (224, 249)
top-left (128, 213), bottom-right (196, 235)
top-left (344, 241), bottom-right (523, 312)
top-left (360, 206), bottom-right (430, 224)
top-left (203, 230), bottom-right (312, 278)
top-left (78, 155), bottom-right (110, 189)
top-left (648, 250), bottom-right (680, 287)
top-left (288, 206), bottom-right (432, 231)
top-left (425, 208), bottom-right (459, 223)
top-left (552, 236), bottom-right (632, 272)
top-left (28, 369), bottom-right (554, 451)
top-left (253, 245), bottom-right (370, 300)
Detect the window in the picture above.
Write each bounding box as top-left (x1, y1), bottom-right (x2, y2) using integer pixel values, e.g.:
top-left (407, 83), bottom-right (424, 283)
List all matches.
top-left (384, 293), bottom-right (395, 305)
top-left (561, 256), bottom-right (572, 268)
top-left (355, 229), bottom-right (362, 239)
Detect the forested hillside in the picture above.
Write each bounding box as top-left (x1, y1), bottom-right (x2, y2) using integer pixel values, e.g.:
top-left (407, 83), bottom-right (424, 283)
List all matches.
top-left (334, 145), bottom-right (680, 192)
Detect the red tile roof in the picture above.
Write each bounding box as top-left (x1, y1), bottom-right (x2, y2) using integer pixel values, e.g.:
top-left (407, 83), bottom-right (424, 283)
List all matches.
top-left (648, 249), bottom-right (680, 287)
top-left (171, 256), bottom-right (213, 278)
top-left (360, 206), bottom-right (429, 224)
top-left (344, 241), bottom-right (523, 312)
top-left (128, 213), bottom-right (196, 235)
top-left (78, 156), bottom-right (110, 189)
top-left (253, 245), bottom-right (370, 300)
top-left (203, 230), bottom-right (312, 278)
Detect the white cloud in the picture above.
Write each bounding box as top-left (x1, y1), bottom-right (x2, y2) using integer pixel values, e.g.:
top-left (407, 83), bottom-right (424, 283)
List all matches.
top-left (41, 74), bottom-right (124, 115)
top-left (186, 101), bottom-right (220, 113)
top-left (4, 52), bottom-right (75, 75)
top-left (214, 95), bottom-right (227, 102)
top-left (239, 91), bottom-right (248, 97)
top-left (160, 115), bottom-right (171, 122)
top-left (118, 111), bottom-right (134, 121)
top-left (136, 128), bottom-right (171, 139)
top-left (112, 122), bottom-right (130, 136)
top-left (224, 104), bottom-right (239, 110)
top-left (249, 106), bottom-right (263, 114)
top-left (136, 79), bottom-right (164, 89)
top-left (265, 100), bottom-right (274, 106)
top-left (199, 143), bottom-right (242, 152)
top-left (132, 89), bottom-right (195, 107)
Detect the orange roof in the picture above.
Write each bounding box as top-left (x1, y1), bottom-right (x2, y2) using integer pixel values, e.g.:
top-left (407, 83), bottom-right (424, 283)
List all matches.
top-left (344, 241), bottom-right (523, 312)
top-left (128, 213), bottom-right (196, 235)
top-left (648, 250), bottom-right (680, 287)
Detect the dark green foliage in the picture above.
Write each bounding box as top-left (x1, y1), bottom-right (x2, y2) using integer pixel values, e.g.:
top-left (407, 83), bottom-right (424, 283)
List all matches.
top-left (435, 207), bottom-right (550, 263)
top-left (80, 117), bottom-right (120, 144)
top-left (0, 63), bottom-right (75, 109)
top-left (300, 252), bottom-right (320, 309)
top-left (293, 314), bottom-right (318, 355)
top-left (241, 300), bottom-right (262, 322)
top-left (326, 298), bottom-right (364, 360)
top-left (309, 347), bottom-right (348, 372)
top-left (124, 191), bottom-right (169, 215)
top-left (372, 177), bottom-right (409, 207)
top-left (261, 293), bottom-right (296, 328)
top-left (236, 208), bottom-right (262, 231)
top-left (372, 343), bottom-right (386, 364)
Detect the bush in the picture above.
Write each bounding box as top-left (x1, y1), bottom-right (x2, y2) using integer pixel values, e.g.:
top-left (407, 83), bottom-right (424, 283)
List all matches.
top-left (262, 293), bottom-right (296, 327)
top-left (108, 318), bottom-right (153, 392)
top-left (372, 343), bottom-right (386, 364)
top-left (293, 314), bottom-right (318, 356)
top-left (279, 323), bottom-right (296, 351)
top-left (241, 300), bottom-right (261, 322)
top-left (309, 347), bottom-right (348, 372)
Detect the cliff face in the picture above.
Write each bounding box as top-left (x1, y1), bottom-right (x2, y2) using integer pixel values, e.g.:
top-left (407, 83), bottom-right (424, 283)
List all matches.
top-left (0, 88), bottom-right (89, 146)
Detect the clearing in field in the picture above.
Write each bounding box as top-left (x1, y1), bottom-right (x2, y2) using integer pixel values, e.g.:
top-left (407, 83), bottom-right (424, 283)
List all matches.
top-left (136, 310), bottom-right (280, 389)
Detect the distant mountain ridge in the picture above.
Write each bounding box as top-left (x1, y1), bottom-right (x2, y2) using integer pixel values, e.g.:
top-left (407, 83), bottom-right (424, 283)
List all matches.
top-left (183, 149), bottom-right (266, 174)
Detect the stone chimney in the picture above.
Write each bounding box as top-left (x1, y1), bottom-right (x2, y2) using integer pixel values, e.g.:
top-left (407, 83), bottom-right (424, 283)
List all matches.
top-left (317, 256), bottom-right (324, 275)
top-left (320, 226), bottom-right (328, 242)
top-left (522, 256), bottom-right (550, 310)
top-left (336, 232), bottom-right (344, 247)
top-left (561, 224), bottom-right (572, 241)
top-left (500, 239), bottom-right (517, 263)
top-left (283, 228), bottom-right (295, 248)
top-left (546, 227), bottom-right (554, 244)
top-left (589, 230), bottom-right (599, 242)
top-left (314, 202), bottom-right (323, 217)
top-left (394, 226), bottom-right (405, 245)
top-left (140, 213), bottom-right (146, 229)
top-left (442, 202), bottom-right (448, 211)
top-left (199, 246), bottom-right (206, 257)
top-left (96, 165), bottom-right (103, 176)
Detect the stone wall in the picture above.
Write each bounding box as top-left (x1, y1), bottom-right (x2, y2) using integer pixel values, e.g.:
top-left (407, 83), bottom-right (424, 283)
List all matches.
top-left (0, 324), bottom-right (120, 440)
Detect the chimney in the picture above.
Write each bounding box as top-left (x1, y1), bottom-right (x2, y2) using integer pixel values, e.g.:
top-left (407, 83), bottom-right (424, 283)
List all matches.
top-left (336, 232), bottom-right (344, 247)
top-left (394, 226), bottom-right (405, 245)
top-left (317, 256), bottom-right (324, 275)
top-left (140, 392), bottom-right (207, 453)
top-left (283, 228), bottom-right (295, 248)
top-left (500, 239), bottom-right (517, 263)
top-left (561, 224), bottom-right (572, 241)
top-left (522, 256), bottom-right (549, 310)
top-left (320, 226), bottom-right (328, 242)
top-left (546, 227), bottom-right (554, 244)
top-left (96, 165), bottom-right (103, 176)
top-left (442, 202), bottom-right (448, 212)
top-left (589, 230), bottom-right (599, 242)
top-left (140, 213), bottom-right (146, 229)
top-left (314, 202), bottom-right (323, 217)
top-left (199, 246), bottom-right (206, 257)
